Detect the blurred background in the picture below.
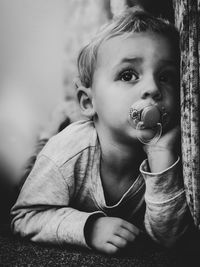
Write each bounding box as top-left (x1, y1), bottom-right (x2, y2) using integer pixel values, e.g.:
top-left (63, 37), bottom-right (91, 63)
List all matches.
top-left (0, 0), bottom-right (173, 223)
top-left (0, 0), bottom-right (112, 223)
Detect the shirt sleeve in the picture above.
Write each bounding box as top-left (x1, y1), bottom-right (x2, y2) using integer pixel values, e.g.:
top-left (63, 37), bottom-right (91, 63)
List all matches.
top-left (18, 138), bottom-right (49, 190)
top-left (11, 154), bottom-right (104, 248)
top-left (140, 157), bottom-right (191, 247)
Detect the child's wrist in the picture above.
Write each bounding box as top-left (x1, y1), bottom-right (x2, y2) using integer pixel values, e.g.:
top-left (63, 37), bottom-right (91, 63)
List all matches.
top-left (84, 214), bottom-right (104, 248)
top-left (146, 147), bottom-right (177, 173)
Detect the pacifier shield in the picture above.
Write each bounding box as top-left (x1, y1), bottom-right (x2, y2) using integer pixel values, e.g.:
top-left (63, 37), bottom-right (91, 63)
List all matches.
top-left (141, 105), bottom-right (161, 128)
top-left (128, 103), bottom-right (166, 145)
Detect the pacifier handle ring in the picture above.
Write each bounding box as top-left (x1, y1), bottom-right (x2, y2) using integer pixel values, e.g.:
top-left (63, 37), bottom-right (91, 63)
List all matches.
top-left (136, 123), bottom-right (162, 145)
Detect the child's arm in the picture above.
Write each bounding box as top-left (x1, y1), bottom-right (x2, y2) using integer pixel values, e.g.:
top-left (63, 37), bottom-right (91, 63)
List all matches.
top-left (144, 126), bottom-right (180, 173)
top-left (11, 153), bottom-right (140, 254)
top-left (11, 154), bottom-right (104, 248)
top-left (141, 126), bottom-right (191, 247)
top-left (19, 101), bottom-right (72, 191)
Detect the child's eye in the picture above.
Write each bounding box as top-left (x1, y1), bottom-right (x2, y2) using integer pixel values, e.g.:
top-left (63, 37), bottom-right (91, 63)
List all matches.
top-left (119, 70), bottom-right (139, 82)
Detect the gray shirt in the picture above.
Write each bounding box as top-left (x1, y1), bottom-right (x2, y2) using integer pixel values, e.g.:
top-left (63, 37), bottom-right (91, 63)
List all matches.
top-left (11, 120), bottom-right (188, 248)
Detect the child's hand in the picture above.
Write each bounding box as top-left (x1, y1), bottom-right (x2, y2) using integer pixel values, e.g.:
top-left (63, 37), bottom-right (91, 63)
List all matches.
top-left (88, 217), bottom-right (140, 255)
top-left (144, 126), bottom-right (180, 173)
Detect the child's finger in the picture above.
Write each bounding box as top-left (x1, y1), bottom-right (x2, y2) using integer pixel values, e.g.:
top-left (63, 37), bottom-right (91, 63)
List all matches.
top-left (121, 220), bottom-right (140, 236)
top-left (109, 235), bottom-right (128, 248)
top-left (104, 242), bottom-right (119, 255)
top-left (116, 227), bottom-right (137, 243)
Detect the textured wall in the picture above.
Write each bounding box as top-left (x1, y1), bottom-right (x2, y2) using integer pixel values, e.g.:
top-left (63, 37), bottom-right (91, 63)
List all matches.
top-left (173, 0), bottom-right (200, 227)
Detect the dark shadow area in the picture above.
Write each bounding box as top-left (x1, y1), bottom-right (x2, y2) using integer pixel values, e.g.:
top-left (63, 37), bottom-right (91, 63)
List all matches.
top-left (1, 224), bottom-right (200, 267)
top-left (0, 164), bottom-right (18, 225)
top-left (127, 0), bottom-right (174, 22)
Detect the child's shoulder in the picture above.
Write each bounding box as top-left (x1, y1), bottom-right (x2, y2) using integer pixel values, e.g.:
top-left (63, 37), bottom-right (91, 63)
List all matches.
top-left (39, 119), bottom-right (97, 166)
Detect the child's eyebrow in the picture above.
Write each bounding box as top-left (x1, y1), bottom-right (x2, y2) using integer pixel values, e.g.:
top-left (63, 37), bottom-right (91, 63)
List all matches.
top-left (119, 58), bottom-right (177, 67)
top-left (113, 58), bottom-right (177, 71)
top-left (119, 57), bottom-right (143, 65)
top-left (113, 57), bottom-right (143, 70)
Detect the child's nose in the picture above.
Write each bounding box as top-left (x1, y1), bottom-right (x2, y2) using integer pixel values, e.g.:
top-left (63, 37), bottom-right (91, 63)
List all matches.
top-left (141, 79), bottom-right (161, 101)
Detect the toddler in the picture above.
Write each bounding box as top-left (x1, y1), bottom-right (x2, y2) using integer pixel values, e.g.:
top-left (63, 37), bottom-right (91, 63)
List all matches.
top-left (11, 9), bottom-right (190, 255)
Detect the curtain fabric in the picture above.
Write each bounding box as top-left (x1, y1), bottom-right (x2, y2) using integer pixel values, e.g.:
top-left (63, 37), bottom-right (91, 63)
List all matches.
top-left (173, 0), bottom-right (200, 228)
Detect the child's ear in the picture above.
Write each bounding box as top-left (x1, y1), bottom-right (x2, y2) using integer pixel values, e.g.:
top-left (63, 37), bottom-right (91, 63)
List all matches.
top-left (77, 86), bottom-right (96, 119)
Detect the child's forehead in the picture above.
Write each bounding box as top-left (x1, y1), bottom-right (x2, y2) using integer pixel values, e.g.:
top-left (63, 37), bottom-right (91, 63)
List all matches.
top-left (96, 32), bottom-right (175, 68)
top-left (102, 31), bottom-right (171, 51)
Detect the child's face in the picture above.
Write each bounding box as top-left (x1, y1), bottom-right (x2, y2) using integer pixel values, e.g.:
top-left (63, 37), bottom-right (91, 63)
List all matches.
top-left (91, 32), bottom-right (179, 144)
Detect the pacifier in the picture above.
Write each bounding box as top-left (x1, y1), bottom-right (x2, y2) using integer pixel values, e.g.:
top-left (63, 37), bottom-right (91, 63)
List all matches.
top-left (129, 102), bottom-right (169, 145)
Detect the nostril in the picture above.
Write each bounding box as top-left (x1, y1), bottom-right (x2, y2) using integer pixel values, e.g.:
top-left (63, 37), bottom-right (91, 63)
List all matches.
top-left (141, 92), bottom-right (150, 99)
top-left (141, 83), bottom-right (162, 100)
top-left (142, 90), bottom-right (162, 100)
top-left (154, 91), bottom-right (162, 100)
